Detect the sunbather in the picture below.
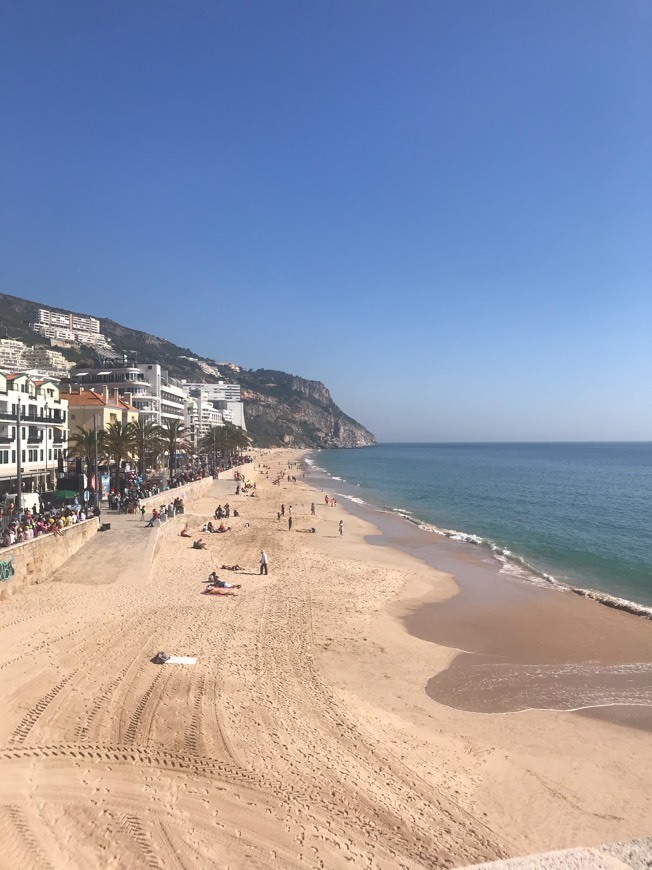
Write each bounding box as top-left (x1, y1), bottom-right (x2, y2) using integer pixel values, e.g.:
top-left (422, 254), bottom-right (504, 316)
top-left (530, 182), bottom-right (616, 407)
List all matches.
top-left (205, 571), bottom-right (240, 590)
top-left (221, 564), bottom-right (243, 571)
top-left (192, 538), bottom-right (207, 550)
top-left (180, 526), bottom-right (192, 538)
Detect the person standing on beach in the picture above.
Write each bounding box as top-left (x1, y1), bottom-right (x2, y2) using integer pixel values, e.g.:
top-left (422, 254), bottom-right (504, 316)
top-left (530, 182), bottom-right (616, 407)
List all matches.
top-left (259, 550), bottom-right (268, 575)
top-left (311, 503), bottom-right (315, 516)
top-left (281, 504), bottom-right (285, 516)
top-left (288, 516), bottom-right (292, 531)
top-left (339, 520), bottom-right (343, 536)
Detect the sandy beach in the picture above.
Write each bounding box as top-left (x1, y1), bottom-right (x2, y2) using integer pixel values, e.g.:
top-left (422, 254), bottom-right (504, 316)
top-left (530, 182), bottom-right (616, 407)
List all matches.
top-left (0, 448), bottom-right (650, 869)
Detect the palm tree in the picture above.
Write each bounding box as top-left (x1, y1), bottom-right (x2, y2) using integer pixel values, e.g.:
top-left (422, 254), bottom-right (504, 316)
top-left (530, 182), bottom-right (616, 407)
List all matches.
top-left (198, 426), bottom-right (226, 467)
top-left (129, 418), bottom-right (164, 476)
top-left (67, 426), bottom-right (96, 481)
top-left (220, 422), bottom-right (250, 457)
top-left (199, 423), bottom-right (250, 466)
top-left (160, 418), bottom-right (192, 473)
top-left (99, 421), bottom-right (136, 492)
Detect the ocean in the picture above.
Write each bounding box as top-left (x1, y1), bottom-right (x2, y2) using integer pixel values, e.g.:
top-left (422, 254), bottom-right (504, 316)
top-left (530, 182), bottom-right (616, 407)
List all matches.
top-left (307, 442), bottom-right (652, 611)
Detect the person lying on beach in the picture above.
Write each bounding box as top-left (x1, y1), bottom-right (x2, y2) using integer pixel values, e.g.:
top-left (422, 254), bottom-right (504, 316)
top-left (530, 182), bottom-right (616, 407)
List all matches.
top-left (203, 586), bottom-right (237, 596)
top-left (180, 526), bottom-right (192, 538)
top-left (192, 539), bottom-right (207, 549)
top-left (216, 523), bottom-right (231, 532)
top-left (221, 564), bottom-right (243, 571)
top-left (206, 571), bottom-right (241, 589)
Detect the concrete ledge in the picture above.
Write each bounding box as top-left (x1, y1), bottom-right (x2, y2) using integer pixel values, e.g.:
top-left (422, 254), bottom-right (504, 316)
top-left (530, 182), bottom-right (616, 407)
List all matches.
top-left (456, 836), bottom-right (652, 870)
top-left (115, 475), bottom-right (223, 518)
top-left (0, 518), bottom-right (100, 599)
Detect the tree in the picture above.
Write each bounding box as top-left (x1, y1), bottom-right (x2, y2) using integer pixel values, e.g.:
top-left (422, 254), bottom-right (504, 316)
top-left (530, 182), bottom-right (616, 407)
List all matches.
top-left (221, 421), bottom-right (251, 456)
top-left (199, 423), bottom-right (250, 466)
top-left (67, 426), bottom-right (96, 481)
top-left (160, 418), bottom-right (192, 473)
top-left (198, 426), bottom-right (226, 467)
top-left (99, 421), bottom-right (136, 492)
top-left (128, 418), bottom-right (164, 475)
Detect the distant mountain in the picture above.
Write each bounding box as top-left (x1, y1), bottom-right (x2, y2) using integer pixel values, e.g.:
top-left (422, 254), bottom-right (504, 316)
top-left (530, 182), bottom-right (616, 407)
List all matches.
top-left (0, 292), bottom-right (376, 448)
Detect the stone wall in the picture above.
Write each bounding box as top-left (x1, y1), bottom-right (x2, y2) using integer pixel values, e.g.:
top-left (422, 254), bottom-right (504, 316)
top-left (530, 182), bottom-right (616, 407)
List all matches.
top-left (0, 518), bottom-right (100, 600)
top-left (138, 475), bottom-right (221, 515)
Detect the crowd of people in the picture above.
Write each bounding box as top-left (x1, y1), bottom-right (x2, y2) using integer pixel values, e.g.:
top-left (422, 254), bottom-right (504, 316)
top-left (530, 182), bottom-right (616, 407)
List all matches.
top-left (1, 502), bottom-right (93, 548)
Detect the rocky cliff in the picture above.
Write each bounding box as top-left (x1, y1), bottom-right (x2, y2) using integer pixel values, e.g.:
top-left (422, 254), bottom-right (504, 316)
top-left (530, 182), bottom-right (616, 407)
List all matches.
top-left (237, 370), bottom-right (376, 449)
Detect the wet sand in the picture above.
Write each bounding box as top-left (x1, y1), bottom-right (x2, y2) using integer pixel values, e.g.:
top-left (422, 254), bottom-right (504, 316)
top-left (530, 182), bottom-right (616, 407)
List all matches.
top-left (315, 474), bottom-right (652, 727)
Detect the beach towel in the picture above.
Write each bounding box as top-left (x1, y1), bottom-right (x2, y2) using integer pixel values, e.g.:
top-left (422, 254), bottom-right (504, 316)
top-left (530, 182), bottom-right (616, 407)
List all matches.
top-left (152, 652), bottom-right (197, 665)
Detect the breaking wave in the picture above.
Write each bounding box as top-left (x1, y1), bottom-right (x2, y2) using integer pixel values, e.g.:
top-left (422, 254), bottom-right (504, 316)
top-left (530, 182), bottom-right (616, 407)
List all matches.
top-left (306, 451), bottom-right (652, 622)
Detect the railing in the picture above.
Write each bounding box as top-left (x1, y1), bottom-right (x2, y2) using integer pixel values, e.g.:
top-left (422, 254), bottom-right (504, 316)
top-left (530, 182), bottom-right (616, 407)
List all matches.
top-left (0, 411), bottom-right (66, 424)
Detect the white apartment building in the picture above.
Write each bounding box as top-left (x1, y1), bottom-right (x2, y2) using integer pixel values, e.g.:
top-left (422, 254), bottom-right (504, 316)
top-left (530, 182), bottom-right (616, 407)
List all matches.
top-left (21, 347), bottom-right (72, 377)
top-left (69, 361), bottom-right (186, 428)
top-left (0, 371), bottom-right (68, 497)
top-left (0, 339), bottom-right (26, 371)
top-left (0, 339), bottom-right (72, 378)
top-left (184, 389), bottom-right (224, 446)
top-left (136, 364), bottom-right (187, 426)
top-left (32, 307), bottom-right (113, 350)
top-left (181, 380), bottom-right (241, 402)
top-left (180, 380), bottom-right (246, 430)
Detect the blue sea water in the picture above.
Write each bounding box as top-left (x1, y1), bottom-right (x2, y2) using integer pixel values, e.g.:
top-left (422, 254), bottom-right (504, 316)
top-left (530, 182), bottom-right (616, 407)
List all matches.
top-left (309, 443), bottom-right (652, 609)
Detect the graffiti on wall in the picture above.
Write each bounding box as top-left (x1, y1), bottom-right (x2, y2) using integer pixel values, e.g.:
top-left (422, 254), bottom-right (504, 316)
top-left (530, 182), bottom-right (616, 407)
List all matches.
top-left (0, 559), bottom-right (15, 581)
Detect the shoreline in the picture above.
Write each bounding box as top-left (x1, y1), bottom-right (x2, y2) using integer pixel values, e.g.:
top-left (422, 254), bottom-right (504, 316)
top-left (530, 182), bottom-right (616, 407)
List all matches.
top-left (306, 455), bottom-right (652, 729)
top-left (305, 451), bottom-right (652, 620)
top-left (1, 447), bottom-right (651, 867)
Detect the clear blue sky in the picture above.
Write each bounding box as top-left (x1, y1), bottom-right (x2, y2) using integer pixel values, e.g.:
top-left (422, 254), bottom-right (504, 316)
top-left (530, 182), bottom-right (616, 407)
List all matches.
top-left (1, 1), bottom-right (650, 441)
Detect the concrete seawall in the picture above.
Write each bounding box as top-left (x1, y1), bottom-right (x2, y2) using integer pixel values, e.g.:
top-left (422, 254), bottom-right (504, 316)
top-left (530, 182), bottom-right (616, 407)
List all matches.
top-left (0, 518), bottom-right (100, 600)
top-left (0, 474), bottom-right (240, 601)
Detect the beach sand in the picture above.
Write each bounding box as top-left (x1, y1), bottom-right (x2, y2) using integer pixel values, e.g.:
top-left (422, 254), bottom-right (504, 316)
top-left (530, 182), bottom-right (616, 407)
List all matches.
top-left (0, 448), bottom-right (650, 868)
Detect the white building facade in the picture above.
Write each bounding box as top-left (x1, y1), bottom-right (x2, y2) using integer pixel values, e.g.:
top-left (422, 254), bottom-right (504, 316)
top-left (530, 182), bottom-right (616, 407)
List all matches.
top-left (0, 372), bottom-right (68, 497)
top-left (68, 361), bottom-right (186, 428)
top-left (180, 380), bottom-right (246, 430)
top-left (32, 308), bottom-right (113, 351)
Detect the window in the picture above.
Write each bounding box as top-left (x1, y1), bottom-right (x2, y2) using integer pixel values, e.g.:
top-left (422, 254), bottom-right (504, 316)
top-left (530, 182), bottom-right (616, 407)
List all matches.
top-left (49, 449), bottom-right (52, 461)
top-left (12, 450), bottom-right (15, 462)
top-left (71, 414), bottom-right (76, 420)
top-left (40, 450), bottom-right (43, 461)
top-left (22, 451), bottom-right (25, 462)
top-left (0, 450), bottom-right (8, 464)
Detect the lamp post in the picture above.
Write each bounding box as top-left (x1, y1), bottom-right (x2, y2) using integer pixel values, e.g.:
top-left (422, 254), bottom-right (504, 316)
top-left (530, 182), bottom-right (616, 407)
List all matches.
top-left (16, 396), bottom-right (22, 513)
top-left (94, 413), bottom-right (100, 513)
top-left (44, 400), bottom-right (49, 493)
